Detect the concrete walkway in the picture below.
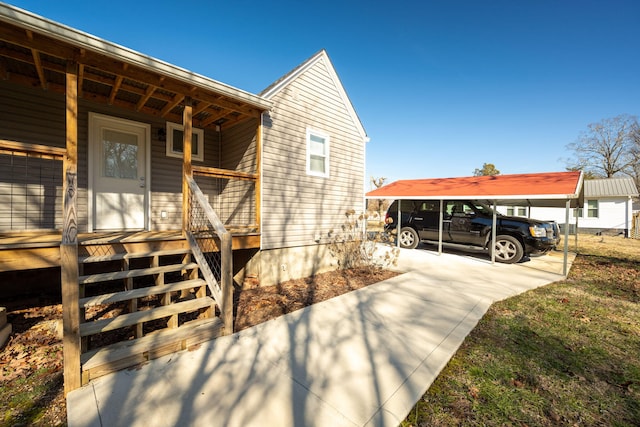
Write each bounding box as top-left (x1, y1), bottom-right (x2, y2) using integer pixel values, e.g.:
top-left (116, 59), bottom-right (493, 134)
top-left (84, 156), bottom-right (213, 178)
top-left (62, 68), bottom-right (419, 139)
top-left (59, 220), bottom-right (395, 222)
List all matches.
top-left (67, 247), bottom-right (574, 427)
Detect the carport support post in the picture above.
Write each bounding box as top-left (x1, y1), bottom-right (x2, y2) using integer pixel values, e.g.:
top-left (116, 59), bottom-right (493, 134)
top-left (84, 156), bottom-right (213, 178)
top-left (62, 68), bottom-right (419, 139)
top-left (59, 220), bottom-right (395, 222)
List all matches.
top-left (438, 199), bottom-right (443, 255)
top-left (563, 199), bottom-right (570, 276)
top-left (396, 200), bottom-right (401, 248)
top-left (491, 200), bottom-right (497, 264)
top-left (574, 207), bottom-right (579, 250)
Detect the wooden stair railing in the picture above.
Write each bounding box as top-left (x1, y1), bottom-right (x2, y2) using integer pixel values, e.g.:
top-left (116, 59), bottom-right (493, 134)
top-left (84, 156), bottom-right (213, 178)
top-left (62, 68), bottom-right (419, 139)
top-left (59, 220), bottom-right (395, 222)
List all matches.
top-left (184, 175), bottom-right (234, 334)
top-left (76, 246), bottom-right (223, 384)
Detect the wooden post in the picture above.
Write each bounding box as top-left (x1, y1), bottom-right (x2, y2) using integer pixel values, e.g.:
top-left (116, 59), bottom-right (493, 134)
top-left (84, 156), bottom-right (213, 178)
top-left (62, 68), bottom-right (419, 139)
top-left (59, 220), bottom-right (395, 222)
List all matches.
top-left (61, 61), bottom-right (81, 395)
top-left (255, 117), bottom-right (262, 231)
top-left (125, 258), bottom-right (142, 338)
top-left (182, 97), bottom-right (193, 234)
top-left (221, 232), bottom-right (233, 334)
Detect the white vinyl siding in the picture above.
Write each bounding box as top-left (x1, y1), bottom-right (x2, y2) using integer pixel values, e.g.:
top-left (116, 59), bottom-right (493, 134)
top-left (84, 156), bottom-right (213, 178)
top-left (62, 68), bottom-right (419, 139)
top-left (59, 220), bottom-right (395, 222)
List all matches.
top-left (261, 54), bottom-right (366, 250)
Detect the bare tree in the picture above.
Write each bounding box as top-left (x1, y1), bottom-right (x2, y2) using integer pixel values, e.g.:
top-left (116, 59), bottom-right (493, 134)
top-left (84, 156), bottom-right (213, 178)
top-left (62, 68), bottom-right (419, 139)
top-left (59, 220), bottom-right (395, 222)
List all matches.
top-left (473, 163), bottom-right (500, 176)
top-left (367, 176), bottom-right (388, 215)
top-left (565, 166), bottom-right (599, 180)
top-left (630, 121), bottom-right (640, 190)
top-left (371, 176), bottom-right (386, 189)
top-left (566, 114), bottom-right (637, 178)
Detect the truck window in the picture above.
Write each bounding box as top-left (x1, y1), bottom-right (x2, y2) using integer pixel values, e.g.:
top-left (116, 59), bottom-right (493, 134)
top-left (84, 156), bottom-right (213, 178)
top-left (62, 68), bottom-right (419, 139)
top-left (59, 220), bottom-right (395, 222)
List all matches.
top-left (418, 201), bottom-right (439, 212)
top-left (445, 201), bottom-right (465, 216)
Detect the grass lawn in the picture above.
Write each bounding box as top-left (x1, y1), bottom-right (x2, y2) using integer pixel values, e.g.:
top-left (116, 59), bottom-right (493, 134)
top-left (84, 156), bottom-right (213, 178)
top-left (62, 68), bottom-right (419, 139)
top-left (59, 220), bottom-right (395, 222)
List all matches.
top-left (402, 234), bottom-right (640, 426)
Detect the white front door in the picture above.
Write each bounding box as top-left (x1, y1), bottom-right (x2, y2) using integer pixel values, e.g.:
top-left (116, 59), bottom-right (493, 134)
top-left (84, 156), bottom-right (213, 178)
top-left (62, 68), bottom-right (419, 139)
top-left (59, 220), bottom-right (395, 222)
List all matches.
top-left (90, 113), bottom-right (149, 231)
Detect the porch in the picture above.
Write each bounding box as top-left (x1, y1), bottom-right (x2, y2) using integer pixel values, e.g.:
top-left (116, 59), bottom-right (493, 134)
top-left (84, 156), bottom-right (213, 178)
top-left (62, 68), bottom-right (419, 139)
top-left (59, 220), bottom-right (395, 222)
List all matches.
top-left (0, 117), bottom-right (260, 394)
top-left (0, 3), bottom-right (271, 396)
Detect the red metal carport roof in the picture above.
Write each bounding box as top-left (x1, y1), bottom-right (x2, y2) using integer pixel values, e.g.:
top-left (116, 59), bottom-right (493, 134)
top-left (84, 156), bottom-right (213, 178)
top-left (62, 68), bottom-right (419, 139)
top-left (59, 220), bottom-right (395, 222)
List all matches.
top-left (366, 171), bottom-right (584, 207)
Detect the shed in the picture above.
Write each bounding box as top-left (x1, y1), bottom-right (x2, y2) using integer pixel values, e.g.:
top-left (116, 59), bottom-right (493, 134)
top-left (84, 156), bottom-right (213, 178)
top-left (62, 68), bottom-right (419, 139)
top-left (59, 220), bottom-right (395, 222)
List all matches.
top-left (495, 177), bottom-right (638, 237)
top-left (366, 171), bottom-right (584, 275)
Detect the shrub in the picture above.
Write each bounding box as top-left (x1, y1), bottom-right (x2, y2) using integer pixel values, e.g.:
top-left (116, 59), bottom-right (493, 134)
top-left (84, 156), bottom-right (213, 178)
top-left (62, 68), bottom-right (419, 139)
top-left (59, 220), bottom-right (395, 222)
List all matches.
top-left (328, 210), bottom-right (399, 272)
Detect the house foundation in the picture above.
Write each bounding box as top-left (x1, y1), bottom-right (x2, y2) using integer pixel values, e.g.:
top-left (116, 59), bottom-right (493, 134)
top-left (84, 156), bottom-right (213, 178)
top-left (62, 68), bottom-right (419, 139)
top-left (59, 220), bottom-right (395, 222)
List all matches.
top-left (240, 244), bottom-right (337, 288)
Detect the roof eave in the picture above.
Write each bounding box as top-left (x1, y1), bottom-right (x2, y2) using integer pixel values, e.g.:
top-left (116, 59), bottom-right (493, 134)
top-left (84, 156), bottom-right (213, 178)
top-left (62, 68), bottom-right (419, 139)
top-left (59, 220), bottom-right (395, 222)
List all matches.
top-left (260, 49), bottom-right (367, 142)
top-left (0, 3), bottom-right (272, 112)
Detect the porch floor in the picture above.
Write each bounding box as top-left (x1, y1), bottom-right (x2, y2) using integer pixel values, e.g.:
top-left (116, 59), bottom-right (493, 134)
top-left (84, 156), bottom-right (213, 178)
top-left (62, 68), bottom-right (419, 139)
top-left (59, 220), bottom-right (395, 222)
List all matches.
top-left (0, 229), bottom-right (260, 272)
top-left (0, 230), bottom-right (183, 249)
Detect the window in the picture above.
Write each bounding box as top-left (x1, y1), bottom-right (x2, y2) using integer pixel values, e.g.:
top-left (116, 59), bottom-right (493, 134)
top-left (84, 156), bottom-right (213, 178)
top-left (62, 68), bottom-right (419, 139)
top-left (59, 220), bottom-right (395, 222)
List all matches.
top-left (586, 200), bottom-right (598, 218)
top-left (507, 206), bottom-right (527, 216)
top-left (166, 122), bottom-right (204, 162)
top-left (102, 129), bottom-right (138, 179)
top-left (445, 201), bottom-right (469, 217)
top-left (418, 201), bottom-right (439, 212)
top-left (306, 128), bottom-right (329, 177)
top-left (574, 200), bottom-right (598, 218)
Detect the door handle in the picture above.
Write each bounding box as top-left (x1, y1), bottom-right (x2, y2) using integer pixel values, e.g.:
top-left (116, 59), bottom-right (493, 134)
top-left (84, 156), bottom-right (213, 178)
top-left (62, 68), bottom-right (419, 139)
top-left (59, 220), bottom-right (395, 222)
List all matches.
top-left (139, 176), bottom-right (145, 188)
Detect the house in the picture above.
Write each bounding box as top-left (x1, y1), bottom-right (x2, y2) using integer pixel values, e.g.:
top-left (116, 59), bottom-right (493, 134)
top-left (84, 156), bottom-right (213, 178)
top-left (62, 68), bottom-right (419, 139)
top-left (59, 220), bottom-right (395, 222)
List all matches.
top-left (496, 177), bottom-right (639, 237)
top-left (254, 50), bottom-right (368, 284)
top-left (0, 3), bottom-right (367, 393)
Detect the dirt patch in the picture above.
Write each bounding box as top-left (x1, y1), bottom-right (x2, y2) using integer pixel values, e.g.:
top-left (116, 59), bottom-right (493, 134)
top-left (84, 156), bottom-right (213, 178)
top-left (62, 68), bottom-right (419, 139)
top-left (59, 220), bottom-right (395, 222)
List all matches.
top-left (0, 267), bottom-right (398, 426)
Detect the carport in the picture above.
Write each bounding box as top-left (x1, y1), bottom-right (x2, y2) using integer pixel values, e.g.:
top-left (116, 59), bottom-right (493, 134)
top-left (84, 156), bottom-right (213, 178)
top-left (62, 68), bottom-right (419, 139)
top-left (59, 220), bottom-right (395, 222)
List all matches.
top-left (366, 171), bottom-right (584, 276)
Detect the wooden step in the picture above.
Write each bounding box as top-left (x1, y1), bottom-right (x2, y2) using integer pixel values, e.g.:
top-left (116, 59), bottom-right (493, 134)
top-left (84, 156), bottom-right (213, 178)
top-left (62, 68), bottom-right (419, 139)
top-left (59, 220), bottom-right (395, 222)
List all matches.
top-left (79, 296), bottom-right (213, 336)
top-left (78, 262), bottom-right (199, 285)
top-left (80, 278), bottom-right (207, 308)
top-left (79, 248), bottom-right (193, 264)
top-left (80, 317), bottom-right (223, 382)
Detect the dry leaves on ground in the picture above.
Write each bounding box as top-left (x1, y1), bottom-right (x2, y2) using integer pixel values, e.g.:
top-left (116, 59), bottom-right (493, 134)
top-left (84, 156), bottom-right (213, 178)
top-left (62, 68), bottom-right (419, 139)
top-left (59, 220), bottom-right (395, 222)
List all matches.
top-left (235, 267), bottom-right (398, 331)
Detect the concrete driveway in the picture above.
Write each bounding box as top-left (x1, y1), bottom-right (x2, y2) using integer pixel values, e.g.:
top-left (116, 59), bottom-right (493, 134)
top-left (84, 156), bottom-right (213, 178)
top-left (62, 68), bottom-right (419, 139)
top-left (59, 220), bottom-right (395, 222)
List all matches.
top-left (67, 246), bottom-right (574, 427)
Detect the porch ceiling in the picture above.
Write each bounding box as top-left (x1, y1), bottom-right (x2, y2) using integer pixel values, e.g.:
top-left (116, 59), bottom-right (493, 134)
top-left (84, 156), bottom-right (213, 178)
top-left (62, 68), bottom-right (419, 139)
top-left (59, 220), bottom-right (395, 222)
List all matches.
top-left (0, 5), bottom-right (271, 129)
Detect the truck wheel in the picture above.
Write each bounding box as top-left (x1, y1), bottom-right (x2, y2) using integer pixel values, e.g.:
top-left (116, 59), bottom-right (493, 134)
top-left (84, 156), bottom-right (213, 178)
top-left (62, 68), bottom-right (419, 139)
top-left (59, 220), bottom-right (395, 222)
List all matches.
top-left (399, 227), bottom-right (419, 249)
top-left (492, 235), bottom-right (523, 263)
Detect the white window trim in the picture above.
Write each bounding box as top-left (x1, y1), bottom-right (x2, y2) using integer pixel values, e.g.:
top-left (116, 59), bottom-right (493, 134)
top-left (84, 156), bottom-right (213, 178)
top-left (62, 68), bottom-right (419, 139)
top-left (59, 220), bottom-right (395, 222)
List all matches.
top-left (306, 127), bottom-right (330, 177)
top-left (575, 200), bottom-right (599, 219)
top-left (166, 121), bottom-right (204, 162)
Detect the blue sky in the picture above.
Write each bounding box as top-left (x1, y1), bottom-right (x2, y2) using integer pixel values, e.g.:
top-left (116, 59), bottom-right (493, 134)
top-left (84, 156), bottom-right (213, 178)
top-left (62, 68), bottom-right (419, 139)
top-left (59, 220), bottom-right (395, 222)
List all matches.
top-left (9, 0), bottom-right (640, 187)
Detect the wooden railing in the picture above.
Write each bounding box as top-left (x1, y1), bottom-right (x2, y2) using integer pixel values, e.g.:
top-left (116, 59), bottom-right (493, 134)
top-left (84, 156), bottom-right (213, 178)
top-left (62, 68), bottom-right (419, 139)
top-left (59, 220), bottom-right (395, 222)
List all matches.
top-left (0, 139), bottom-right (66, 159)
top-left (193, 165), bottom-right (259, 232)
top-left (0, 140), bottom-right (66, 231)
top-left (184, 175), bottom-right (234, 333)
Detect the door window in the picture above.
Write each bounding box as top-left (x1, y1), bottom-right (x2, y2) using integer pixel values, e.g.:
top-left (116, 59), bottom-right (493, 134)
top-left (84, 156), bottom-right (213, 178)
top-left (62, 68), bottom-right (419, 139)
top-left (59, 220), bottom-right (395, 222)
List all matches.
top-left (102, 129), bottom-right (138, 179)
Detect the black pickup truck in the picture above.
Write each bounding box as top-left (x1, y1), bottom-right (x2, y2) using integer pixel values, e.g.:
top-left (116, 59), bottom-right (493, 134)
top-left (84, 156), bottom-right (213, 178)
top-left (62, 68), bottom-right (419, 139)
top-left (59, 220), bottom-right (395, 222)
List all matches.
top-left (384, 199), bottom-right (557, 263)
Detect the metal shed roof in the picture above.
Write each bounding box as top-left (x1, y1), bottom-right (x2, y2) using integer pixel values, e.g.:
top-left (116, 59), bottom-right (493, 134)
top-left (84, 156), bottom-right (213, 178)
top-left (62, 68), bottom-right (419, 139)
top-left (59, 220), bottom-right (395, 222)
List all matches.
top-left (366, 171), bottom-right (584, 208)
top-left (584, 177), bottom-right (639, 198)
